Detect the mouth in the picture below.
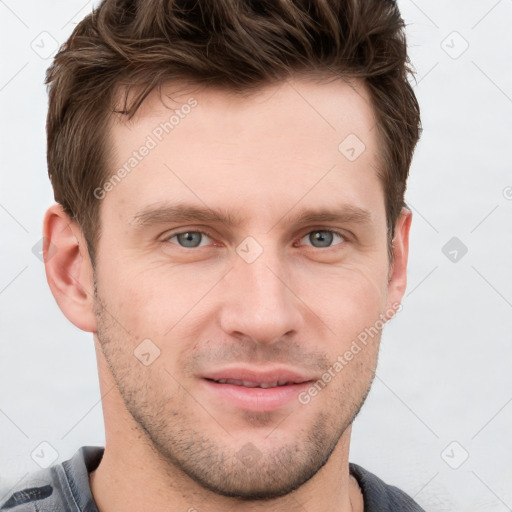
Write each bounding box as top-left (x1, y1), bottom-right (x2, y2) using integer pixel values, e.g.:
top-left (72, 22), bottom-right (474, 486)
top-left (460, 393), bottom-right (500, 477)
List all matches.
top-left (200, 368), bottom-right (315, 412)
top-left (205, 378), bottom-right (309, 388)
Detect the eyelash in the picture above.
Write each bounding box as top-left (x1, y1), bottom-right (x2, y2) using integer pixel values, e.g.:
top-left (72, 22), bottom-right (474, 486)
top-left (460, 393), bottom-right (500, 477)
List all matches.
top-left (162, 228), bottom-right (349, 250)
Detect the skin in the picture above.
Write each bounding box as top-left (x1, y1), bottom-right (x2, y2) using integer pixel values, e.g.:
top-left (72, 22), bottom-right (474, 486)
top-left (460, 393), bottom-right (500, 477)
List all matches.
top-left (44, 76), bottom-right (411, 512)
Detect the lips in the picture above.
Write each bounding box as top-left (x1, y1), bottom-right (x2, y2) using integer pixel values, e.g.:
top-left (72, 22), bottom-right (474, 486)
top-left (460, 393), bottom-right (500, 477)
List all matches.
top-left (200, 367), bottom-right (316, 412)
top-left (210, 379), bottom-right (297, 388)
top-left (201, 367), bottom-right (313, 387)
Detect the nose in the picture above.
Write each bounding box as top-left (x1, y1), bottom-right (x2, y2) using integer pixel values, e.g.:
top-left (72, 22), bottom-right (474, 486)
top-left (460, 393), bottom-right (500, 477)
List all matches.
top-left (218, 245), bottom-right (304, 345)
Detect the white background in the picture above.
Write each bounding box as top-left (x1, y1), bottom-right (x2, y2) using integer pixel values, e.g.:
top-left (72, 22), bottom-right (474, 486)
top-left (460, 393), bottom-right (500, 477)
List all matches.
top-left (1, 1), bottom-right (511, 510)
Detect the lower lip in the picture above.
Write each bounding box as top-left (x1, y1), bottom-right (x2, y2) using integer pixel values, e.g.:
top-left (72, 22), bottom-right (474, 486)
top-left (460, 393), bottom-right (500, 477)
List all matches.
top-left (201, 379), bottom-right (312, 412)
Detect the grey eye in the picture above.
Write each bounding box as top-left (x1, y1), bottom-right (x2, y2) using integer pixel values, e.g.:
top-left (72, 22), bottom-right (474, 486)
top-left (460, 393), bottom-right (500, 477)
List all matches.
top-left (173, 231), bottom-right (208, 248)
top-left (302, 230), bottom-right (344, 248)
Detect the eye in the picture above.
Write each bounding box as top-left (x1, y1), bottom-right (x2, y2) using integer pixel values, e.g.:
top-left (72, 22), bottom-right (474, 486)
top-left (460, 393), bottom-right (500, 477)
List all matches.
top-left (166, 231), bottom-right (213, 248)
top-left (298, 229), bottom-right (346, 249)
top-left (163, 229), bottom-right (346, 250)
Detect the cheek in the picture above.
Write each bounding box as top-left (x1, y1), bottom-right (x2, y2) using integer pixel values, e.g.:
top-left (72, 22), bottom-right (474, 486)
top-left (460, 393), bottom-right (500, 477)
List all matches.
top-left (97, 241), bottom-right (390, 347)
top-left (99, 258), bottom-right (221, 342)
top-left (294, 259), bottom-right (390, 342)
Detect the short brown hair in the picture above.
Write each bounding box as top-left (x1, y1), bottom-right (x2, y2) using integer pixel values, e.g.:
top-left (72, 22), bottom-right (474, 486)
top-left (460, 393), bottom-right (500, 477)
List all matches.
top-left (46, 0), bottom-right (421, 267)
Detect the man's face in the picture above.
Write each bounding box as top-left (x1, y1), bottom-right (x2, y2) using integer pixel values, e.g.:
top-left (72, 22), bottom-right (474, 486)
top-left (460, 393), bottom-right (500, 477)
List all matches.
top-left (92, 77), bottom-right (404, 499)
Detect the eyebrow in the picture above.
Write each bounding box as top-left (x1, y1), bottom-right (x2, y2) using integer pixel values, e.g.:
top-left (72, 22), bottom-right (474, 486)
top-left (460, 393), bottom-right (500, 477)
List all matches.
top-left (132, 202), bottom-right (245, 228)
top-left (131, 201), bottom-right (372, 230)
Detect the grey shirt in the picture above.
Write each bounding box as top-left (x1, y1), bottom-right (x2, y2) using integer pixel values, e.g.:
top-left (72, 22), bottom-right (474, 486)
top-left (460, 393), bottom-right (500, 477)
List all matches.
top-left (0, 446), bottom-right (425, 511)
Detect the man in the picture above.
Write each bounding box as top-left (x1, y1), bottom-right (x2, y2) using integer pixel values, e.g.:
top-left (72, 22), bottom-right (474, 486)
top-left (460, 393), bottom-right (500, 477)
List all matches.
top-left (1, 0), bottom-right (423, 510)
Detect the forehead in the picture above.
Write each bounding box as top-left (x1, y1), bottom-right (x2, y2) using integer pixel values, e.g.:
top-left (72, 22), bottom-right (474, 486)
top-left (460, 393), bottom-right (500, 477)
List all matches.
top-left (103, 76), bottom-right (384, 230)
top-left (116, 76), bottom-right (378, 149)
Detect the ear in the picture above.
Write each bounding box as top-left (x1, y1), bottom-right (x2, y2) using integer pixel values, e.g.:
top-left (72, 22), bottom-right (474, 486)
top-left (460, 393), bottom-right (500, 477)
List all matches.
top-left (43, 204), bottom-right (97, 332)
top-left (385, 206), bottom-right (412, 318)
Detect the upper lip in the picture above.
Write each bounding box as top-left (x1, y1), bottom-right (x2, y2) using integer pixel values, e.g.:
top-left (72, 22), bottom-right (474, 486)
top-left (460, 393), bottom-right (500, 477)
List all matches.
top-left (201, 366), bottom-right (315, 386)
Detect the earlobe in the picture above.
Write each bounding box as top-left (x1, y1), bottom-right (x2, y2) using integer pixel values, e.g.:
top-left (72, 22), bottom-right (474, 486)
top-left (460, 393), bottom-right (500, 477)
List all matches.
top-left (385, 207), bottom-right (412, 318)
top-left (43, 204), bottom-right (97, 333)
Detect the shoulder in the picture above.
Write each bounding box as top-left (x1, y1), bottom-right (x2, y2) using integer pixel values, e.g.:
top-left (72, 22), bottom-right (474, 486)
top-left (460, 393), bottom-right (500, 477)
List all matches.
top-left (349, 462), bottom-right (426, 512)
top-left (0, 446), bottom-right (104, 512)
